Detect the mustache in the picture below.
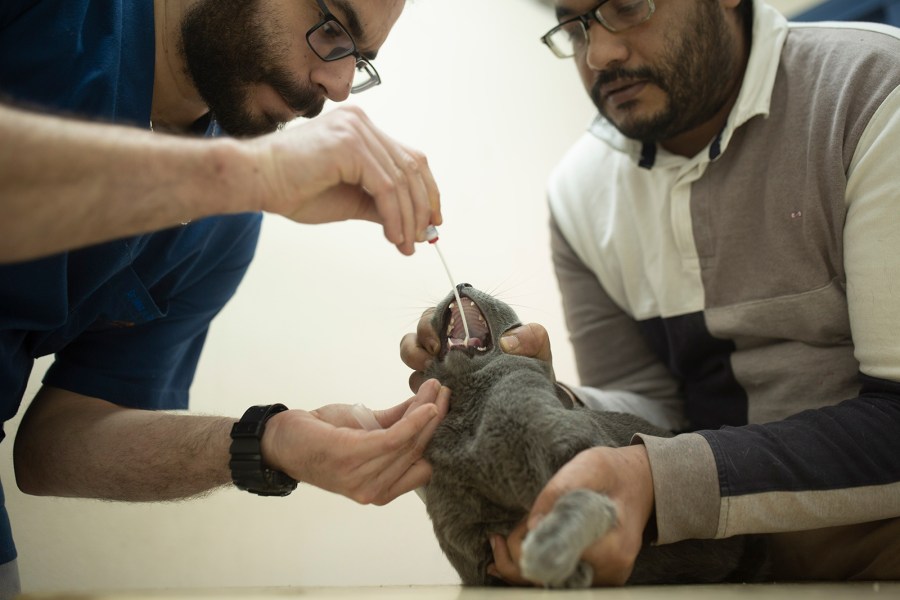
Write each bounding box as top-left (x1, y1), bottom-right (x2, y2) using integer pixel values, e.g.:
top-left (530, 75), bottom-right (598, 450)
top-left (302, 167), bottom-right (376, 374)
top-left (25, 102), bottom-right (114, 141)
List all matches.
top-left (281, 86), bottom-right (325, 118)
top-left (591, 66), bottom-right (665, 100)
top-left (268, 68), bottom-right (324, 118)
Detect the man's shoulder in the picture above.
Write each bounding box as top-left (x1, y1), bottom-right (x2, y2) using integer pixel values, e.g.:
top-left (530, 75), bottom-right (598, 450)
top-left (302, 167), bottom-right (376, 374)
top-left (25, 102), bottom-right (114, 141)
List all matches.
top-left (775, 21), bottom-right (900, 127)
top-left (783, 21), bottom-right (900, 72)
top-left (787, 19), bottom-right (900, 41)
top-left (0, 0), bottom-right (154, 125)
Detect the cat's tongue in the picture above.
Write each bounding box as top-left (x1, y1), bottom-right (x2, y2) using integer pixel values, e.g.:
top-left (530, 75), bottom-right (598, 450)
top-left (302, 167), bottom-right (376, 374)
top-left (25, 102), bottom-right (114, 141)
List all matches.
top-left (447, 298), bottom-right (490, 352)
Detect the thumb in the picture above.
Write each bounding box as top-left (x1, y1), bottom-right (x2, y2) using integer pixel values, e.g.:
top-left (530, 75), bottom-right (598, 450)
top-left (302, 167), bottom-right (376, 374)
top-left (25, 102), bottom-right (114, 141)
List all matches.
top-left (499, 323), bottom-right (553, 363)
top-left (527, 480), bottom-right (564, 531)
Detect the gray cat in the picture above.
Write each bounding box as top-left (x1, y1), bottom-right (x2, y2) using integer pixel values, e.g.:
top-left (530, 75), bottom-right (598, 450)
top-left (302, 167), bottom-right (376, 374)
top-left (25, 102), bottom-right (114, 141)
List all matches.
top-left (422, 284), bottom-right (768, 588)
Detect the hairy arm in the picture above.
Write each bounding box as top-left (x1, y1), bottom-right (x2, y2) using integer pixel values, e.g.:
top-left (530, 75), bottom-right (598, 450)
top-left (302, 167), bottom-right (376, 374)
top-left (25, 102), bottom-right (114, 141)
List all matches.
top-left (0, 102), bottom-right (441, 263)
top-left (13, 381), bottom-right (450, 503)
top-left (0, 103), bottom-right (258, 264)
top-left (14, 386), bottom-right (233, 500)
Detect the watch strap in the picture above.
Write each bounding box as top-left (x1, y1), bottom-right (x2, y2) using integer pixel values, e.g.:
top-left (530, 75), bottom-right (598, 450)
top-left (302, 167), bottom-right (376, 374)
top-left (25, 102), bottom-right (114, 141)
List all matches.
top-left (229, 404), bottom-right (298, 497)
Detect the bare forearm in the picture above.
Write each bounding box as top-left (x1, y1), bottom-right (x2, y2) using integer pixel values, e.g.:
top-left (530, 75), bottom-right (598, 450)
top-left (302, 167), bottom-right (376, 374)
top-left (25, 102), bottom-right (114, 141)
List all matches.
top-left (14, 386), bottom-right (235, 501)
top-left (0, 103), bottom-right (262, 264)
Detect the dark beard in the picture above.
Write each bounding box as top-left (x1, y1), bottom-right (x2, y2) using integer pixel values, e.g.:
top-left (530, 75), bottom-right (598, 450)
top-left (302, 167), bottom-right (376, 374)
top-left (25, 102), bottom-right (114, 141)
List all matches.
top-left (179, 0), bottom-right (324, 137)
top-left (591, 2), bottom-right (738, 144)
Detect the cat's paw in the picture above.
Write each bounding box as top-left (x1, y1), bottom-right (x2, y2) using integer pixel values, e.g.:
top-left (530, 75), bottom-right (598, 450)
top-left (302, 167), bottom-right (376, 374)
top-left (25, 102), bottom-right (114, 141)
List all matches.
top-left (519, 489), bottom-right (617, 588)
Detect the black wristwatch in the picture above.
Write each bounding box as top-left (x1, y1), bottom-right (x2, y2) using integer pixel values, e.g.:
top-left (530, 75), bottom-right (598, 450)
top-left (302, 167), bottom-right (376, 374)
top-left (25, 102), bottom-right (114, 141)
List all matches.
top-left (229, 404), bottom-right (298, 496)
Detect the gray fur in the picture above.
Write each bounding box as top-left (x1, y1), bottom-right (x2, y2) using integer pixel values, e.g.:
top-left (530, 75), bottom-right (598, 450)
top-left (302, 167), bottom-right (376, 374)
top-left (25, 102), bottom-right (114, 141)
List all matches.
top-left (422, 285), bottom-right (768, 588)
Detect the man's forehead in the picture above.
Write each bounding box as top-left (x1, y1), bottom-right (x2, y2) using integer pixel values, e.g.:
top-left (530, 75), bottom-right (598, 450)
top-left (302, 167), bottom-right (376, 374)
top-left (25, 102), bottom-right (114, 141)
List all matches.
top-left (553, 0), bottom-right (597, 19)
top-left (329, 0), bottom-right (404, 51)
top-left (329, 0), bottom-right (364, 39)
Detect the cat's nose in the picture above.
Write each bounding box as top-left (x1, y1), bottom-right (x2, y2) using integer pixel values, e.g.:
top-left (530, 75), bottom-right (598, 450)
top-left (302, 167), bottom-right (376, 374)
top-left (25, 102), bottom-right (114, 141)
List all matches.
top-left (457, 283), bottom-right (472, 293)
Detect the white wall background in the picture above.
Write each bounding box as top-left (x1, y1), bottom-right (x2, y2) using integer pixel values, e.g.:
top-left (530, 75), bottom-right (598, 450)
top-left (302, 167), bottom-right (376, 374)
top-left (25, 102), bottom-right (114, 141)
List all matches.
top-left (2, 0), bottom-right (819, 594)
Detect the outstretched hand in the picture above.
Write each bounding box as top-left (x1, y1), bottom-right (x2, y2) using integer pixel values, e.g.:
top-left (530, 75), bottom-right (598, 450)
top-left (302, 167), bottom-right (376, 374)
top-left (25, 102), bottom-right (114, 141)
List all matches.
top-left (260, 379), bottom-right (450, 504)
top-left (488, 445), bottom-right (655, 587)
top-left (250, 105), bottom-right (441, 256)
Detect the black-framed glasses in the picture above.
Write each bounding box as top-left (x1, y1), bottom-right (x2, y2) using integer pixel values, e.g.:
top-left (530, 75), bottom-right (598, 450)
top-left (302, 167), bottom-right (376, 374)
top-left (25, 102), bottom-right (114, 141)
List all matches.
top-left (540, 0), bottom-right (656, 58)
top-left (306, 0), bottom-right (381, 93)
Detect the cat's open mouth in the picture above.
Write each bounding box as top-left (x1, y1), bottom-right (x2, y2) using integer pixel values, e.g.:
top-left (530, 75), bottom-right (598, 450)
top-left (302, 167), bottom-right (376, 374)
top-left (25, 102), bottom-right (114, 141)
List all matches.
top-left (441, 295), bottom-right (492, 358)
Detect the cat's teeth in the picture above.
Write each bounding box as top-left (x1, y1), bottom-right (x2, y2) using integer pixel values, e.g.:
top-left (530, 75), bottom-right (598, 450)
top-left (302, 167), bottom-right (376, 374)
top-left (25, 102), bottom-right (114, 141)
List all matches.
top-left (478, 346), bottom-right (487, 352)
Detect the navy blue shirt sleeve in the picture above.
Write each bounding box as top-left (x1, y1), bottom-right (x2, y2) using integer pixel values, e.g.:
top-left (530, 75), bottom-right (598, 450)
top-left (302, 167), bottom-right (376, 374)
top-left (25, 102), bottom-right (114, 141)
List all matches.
top-left (42, 213), bottom-right (262, 410)
top-left (700, 383), bottom-right (900, 498)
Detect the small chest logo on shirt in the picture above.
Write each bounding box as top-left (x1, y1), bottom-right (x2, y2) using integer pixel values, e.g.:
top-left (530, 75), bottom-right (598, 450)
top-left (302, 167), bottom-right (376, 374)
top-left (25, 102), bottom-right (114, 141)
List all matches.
top-left (125, 288), bottom-right (157, 323)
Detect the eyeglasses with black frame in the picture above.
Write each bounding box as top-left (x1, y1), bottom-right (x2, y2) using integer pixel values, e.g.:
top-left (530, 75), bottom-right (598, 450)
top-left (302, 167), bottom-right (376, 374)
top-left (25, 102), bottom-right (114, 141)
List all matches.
top-left (540, 0), bottom-right (656, 58)
top-left (306, 0), bottom-right (381, 93)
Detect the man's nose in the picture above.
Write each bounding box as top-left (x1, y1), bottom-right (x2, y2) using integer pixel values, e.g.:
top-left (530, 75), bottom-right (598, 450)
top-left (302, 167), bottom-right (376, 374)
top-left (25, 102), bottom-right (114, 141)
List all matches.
top-left (584, 22), bottom-right (629, 71)
top-left (310, 57), bottom-right (355, 102)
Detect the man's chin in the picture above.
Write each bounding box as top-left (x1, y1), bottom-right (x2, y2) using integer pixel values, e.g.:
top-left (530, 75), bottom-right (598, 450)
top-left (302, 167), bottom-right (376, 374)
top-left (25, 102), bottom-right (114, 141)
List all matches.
top-left (215, 112), bottom-right (282, 138)
top-left (295, 97), bottom-right (325, 120)
top-left (214, 96), bottom-right (324, 137)
top-left (599, 104), bottom-right (675, 143)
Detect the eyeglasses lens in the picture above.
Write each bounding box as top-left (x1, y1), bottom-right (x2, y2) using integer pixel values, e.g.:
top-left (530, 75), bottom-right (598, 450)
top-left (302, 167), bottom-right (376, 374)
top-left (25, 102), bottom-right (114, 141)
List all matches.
top-left (308, 19), bottom-right (380, 93)
top-left (308, 20), bottom-right (355, 61)
top-left (351, 60), bottom-right (380, 93)
top-left (548, 22), bottom-right (587, 58)
top-left (543, 0), bottom-right (652, 58)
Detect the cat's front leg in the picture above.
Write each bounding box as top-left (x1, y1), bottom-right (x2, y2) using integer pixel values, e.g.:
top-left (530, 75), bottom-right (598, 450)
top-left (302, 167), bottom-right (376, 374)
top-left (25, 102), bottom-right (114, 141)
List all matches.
top-left (519, 488), bottom-right (617, 588)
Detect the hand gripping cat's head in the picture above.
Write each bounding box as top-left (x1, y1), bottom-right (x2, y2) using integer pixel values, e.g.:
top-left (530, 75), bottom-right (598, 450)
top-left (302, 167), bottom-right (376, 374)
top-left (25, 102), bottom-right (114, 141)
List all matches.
top-left (427, 284), bottom-right (524, 368)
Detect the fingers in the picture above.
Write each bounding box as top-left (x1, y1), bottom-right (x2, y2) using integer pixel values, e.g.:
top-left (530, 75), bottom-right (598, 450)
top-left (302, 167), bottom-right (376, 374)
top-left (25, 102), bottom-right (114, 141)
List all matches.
top-left (310, 403), bottom-right (365, 430)
top-left (380, 458), bottom-right (433, 502)
top-left (486, 447), bottom-right (653, 587)
top-left (357, 381), bottom-right (450, 504)
top-left (399, 330), bottom-right (435, 372)
top-left (339, 108), bottom-right (440, 256)
top-left (408, 370), bottom-right (428, 394)
top-left (525, 447), bottom-right (653, 586)
top-left (582, 531), bottom-right (638, 587)
top-left (401, 308), bottom-right (440, 392)
top-left (420, 159), bottom-right (442, 230)
top-left (526, 448), bottom-right (604, 531)
top-left (258, 106), bottom-right (441, 256)
top-left (499, 322), bottom-right (553, 363)
top-left (415, 307), bottom-right (440, 357)
top-left (527, 477), bottom-right (567, 531)
top-left (269, 382), bottom-right (449, 505)
top-left (374, 378), bottom-right (441, 428)
top-left (356, 384), bottom-right (449, 504)
top-left (488, 527), bottom-right (533, 586)
top-left (380, 385), bottom-right (449, 451)
top-left (322, 405), bottom-right (437, 505)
